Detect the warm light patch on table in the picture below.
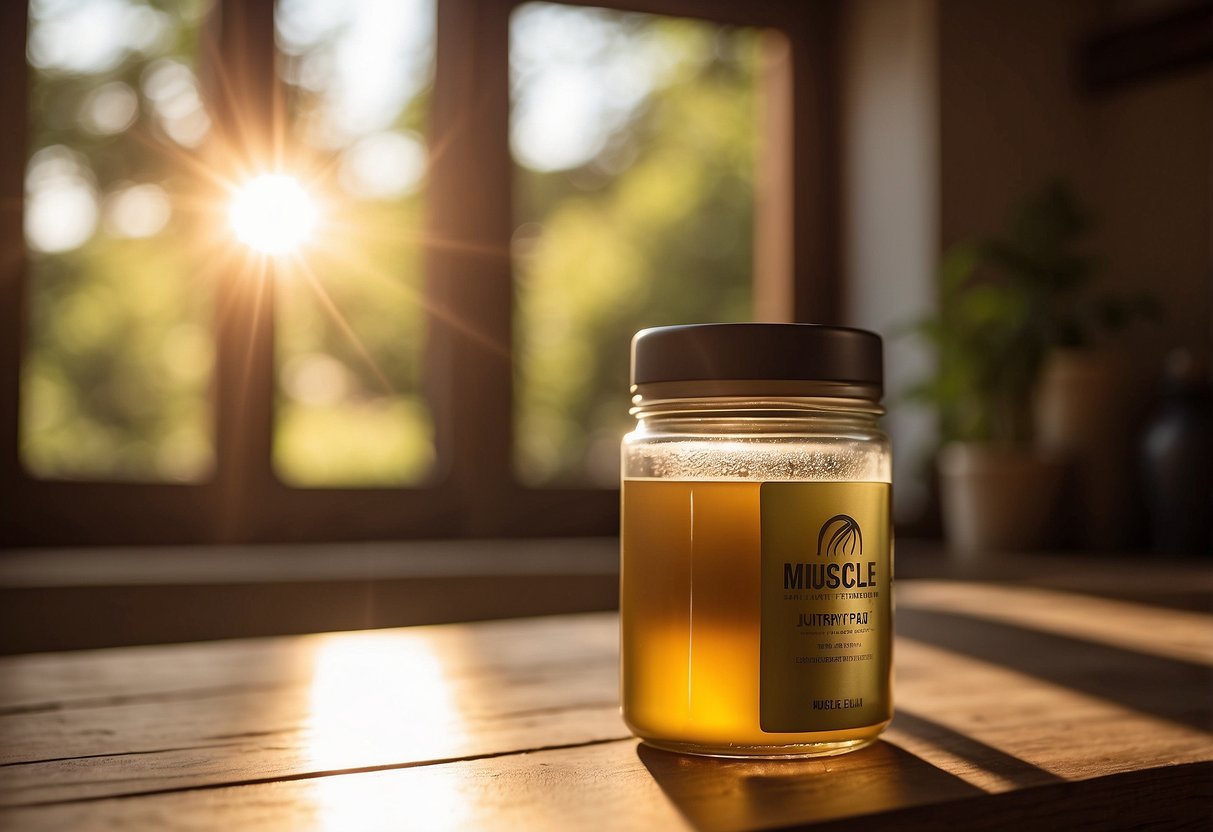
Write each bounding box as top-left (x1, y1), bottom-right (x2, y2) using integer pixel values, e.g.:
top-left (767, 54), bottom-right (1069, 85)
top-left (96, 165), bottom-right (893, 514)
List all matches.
top-left (304, 632), bottom-right (472, 829)
top-left (306, 632), bottom-right (468, 769)
top-left (229, 174), bottom-right (319, 255)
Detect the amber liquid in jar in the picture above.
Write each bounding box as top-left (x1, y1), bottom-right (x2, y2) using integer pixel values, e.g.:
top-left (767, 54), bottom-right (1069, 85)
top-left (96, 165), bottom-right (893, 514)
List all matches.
top-left (621, 480), bottom-right (891, 756)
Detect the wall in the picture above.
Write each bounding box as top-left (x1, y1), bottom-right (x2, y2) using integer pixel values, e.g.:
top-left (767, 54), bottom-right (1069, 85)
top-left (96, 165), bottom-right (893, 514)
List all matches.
top-left (936, 0), bottom-right (1096, 243)
top-left (840, 0), bottom-right (939, 522)
top-left (1088, 66), bottom-right (1212, 382)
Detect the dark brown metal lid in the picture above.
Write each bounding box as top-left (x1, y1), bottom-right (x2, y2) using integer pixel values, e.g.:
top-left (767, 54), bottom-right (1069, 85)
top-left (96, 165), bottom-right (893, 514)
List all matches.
top-left (630, 323), bottom-right (883, 401)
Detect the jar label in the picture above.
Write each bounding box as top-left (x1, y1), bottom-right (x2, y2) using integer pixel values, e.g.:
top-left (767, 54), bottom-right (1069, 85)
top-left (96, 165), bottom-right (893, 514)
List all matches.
top-left (759, 482), bottom-right (892, 733)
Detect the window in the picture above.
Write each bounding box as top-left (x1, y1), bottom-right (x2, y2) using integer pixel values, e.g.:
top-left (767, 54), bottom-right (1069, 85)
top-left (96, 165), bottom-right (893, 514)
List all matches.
top-left (0, 0), bottom-right (841, 545)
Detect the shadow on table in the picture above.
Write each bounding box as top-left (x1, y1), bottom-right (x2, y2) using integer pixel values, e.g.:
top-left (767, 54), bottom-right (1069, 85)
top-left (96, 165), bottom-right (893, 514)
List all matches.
top-left (887, 710), bottom-right (1065, 788)
top-left (897, 607), bottom-right (1213, 732)
top-left (637, 738), bottom-right (980, 832)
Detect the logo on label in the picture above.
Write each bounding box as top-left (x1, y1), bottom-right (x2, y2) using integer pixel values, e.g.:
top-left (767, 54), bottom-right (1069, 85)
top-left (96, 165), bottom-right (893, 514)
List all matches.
top-left (816, 514), bottom-right (862, 558)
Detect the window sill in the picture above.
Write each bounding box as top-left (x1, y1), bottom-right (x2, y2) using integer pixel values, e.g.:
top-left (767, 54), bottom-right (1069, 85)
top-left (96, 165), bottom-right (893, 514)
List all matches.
top-left (0, 538), bottom-right (619, 654)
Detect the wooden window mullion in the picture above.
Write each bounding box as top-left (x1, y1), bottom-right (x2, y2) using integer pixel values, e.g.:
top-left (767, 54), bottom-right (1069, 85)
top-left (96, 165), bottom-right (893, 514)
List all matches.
top-left (204, 0), bottom-right (282, 540)
top-left (0, 2), bottom-right (30, 508)
top-left (428, 0), bottom-right (517, 534)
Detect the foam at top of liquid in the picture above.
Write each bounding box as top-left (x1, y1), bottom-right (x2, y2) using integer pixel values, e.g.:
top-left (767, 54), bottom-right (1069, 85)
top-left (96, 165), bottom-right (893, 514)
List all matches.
top-left (624, 439), bottom-right (890, 483)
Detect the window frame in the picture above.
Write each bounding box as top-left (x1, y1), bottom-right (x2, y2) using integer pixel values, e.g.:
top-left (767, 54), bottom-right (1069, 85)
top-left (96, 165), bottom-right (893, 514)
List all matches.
top-left (0, 0), bottom-right (841, 546)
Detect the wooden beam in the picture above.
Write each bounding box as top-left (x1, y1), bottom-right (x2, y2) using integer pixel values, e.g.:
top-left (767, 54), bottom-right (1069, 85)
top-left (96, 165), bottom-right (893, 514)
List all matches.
top-left (789, 1), bottom-right (843, 324)
top-left (0, 3), bottom-right (29, 539)
top-left (206, 0), bottom-right (280, 542)
top-left (427, 0), bottom-right (517, 534)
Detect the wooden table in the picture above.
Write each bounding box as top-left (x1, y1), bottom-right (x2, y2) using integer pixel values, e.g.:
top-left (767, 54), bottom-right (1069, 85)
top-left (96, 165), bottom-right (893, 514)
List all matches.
top-left (2, 575), bottom-right (1211, 830)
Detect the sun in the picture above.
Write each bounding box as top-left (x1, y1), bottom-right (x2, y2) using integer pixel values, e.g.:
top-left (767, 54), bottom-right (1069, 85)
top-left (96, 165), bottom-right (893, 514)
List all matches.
top-left (229, 174), bottom-right (319, 255)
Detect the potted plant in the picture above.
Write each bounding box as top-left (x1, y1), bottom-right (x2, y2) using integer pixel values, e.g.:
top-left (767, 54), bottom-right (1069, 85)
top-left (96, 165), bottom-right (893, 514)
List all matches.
top-left (909, 181), bottom-right (1152, 555)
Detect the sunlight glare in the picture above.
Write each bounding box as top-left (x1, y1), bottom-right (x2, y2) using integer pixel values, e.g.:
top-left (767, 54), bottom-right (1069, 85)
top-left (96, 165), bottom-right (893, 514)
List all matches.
top-left (229, 173), bottom-right (318, 255)
top-left (306, 631), bottom-right (468, 770)
top-left (302, 613), bottom-right (473, 830)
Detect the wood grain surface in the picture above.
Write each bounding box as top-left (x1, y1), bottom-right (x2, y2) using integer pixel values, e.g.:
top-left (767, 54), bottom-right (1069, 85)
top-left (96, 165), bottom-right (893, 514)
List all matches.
top-left (1, 577), bottom-right (1211, 830)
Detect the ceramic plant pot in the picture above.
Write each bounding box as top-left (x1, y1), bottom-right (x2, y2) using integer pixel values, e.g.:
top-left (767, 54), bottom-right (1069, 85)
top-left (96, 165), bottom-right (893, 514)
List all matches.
top-left (937, 442), bottom-right (1066, 556)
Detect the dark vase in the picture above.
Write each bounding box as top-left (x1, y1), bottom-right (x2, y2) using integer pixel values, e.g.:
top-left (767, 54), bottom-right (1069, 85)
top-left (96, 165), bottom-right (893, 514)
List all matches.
top-left (1140, 352), bottom-right (1213, 555)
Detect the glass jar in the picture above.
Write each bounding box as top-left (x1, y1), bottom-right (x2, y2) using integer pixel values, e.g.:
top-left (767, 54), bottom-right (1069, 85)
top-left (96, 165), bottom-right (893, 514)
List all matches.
top-left (620, 323), bottom-right (892, 758)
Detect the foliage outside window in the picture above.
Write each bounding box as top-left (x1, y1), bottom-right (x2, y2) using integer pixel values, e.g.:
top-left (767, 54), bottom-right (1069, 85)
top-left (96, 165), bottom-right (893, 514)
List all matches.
top-left (512, 3), bottom-right (758, 486)
top-left (23, 0), bottom-right (215, 481)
